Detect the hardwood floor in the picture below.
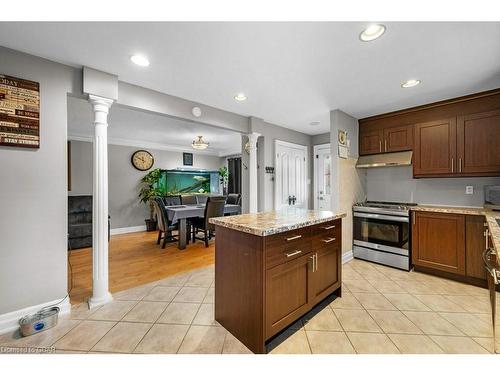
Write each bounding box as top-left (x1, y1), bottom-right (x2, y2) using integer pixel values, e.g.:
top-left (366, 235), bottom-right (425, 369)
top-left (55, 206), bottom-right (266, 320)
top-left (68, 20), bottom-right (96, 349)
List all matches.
top-left (68, 230), bottom-right (215, 304)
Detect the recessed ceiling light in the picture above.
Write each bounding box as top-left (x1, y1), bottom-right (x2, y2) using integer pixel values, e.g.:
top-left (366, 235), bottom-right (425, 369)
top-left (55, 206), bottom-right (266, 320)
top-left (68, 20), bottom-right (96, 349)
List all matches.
top-left (310, 121), bottom-right (320, 126)
top-left (130, 54), bottom-right (150, 67)
top-left (234, 93), bottom-right (247, 102)
top-left (401, 79), bottom-right (421, 88)
top-left (359, 24), bottom-right (386, 42)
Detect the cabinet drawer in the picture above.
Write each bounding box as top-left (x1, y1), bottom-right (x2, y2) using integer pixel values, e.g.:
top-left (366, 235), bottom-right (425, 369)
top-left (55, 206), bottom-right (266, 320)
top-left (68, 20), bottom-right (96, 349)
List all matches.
top-left (265, 227), bottom-right (312, 269)
top-left (311, 219), bottom-right (341, 248)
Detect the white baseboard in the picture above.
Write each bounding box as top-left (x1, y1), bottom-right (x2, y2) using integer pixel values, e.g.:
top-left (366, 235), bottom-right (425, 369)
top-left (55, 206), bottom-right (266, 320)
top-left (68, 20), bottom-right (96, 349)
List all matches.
top-left (110, 225), bottom-right (147, 235)
top-left (342, 250), bottom-right (354, 264)
top-left (0, 298), bottom-right (71, 335)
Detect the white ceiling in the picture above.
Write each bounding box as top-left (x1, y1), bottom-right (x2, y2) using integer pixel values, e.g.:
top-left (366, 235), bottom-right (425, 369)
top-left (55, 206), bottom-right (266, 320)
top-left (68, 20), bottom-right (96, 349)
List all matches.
top-left (68, 96), bottom-right (242, 156)
top-left (2, 22), bottom-right (500, 135)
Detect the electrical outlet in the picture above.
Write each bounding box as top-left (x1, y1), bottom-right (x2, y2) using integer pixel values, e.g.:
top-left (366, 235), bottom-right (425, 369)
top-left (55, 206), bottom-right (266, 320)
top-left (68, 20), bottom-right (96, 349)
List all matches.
top-left (465, 186), bottom-right (474, 195)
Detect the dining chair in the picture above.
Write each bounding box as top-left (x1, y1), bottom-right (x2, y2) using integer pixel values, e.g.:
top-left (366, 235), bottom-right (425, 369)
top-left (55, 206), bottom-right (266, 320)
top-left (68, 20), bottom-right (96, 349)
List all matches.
top-left (163, 195), bottom-right (181, 206)
top-left (154, 197), bottom-right (178, 249)
top-left (226, 193), bottom-right (241, 205)
top-left (191, 196), bottom-right (226, 247)
top-left (180, 195), bottom-right (197, 205)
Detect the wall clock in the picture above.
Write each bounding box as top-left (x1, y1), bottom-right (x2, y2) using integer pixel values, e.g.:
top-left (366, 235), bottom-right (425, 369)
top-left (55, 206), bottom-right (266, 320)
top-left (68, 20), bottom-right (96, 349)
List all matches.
top-left (131, 150), bottom-right (154, 171)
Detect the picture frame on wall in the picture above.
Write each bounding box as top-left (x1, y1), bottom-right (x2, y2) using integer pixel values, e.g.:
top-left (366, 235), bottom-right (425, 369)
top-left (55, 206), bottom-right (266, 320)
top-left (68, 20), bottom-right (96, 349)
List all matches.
top-left (183, 152), bottom-right (193, 166)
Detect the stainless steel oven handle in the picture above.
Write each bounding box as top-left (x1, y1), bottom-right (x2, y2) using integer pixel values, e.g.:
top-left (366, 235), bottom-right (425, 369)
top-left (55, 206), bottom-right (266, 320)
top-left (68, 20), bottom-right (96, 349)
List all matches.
top-left (482, 248), bottom-right (499, 285)
top-left (353, 212), bottom-right (409, 223)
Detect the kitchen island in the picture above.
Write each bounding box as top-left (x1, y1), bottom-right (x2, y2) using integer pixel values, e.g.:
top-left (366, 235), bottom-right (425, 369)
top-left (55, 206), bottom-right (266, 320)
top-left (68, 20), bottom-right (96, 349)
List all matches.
top-left (209, 208), bottom-right (346, 353)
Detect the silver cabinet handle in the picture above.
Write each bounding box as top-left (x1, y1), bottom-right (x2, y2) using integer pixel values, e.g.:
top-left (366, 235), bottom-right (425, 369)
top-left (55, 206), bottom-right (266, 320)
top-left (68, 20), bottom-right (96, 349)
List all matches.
top-left (323, 225), bottom-right (336, 230)
top-left (459, 158), bottom-right (462, 173)
top-left (485, 228), bottom-right (489, 250)
top-left (310, 254), bottom-right (315, 272)
top-left (482, 247), bottom-right (499, 285)
top-left (315, 253), bottom-right (318, 272)
top-left (412, 211), bottom-right (416, 226)
top-left (451, 157), bottom-right (454, 173)
top-left (379, 140), bottom-right (382, 153)
top-left (322, 237), bottom-right (336, 243)
top-left (285, 250), bottom-right (302, 257)
top-left (286, 235), bottom-right (302, 241)
top-left (384, 139), bottom-right (387, 152)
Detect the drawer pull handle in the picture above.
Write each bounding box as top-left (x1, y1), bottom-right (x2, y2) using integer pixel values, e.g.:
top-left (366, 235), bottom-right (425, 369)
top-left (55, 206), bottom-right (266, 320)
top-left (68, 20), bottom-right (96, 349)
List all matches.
top-left (285, 250), bottom-right (302, 257)
top-left (322, 237), bottom-right (336, 243)
top-left (286, 235), bottom-right (302, 241)
top-left (323, 225), bottom-right (336, 230)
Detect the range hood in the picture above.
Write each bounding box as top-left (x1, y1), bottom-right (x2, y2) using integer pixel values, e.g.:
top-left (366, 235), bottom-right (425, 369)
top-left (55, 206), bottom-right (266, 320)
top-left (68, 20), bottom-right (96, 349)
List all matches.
top-left (356, 151), bottom-right (413, 169)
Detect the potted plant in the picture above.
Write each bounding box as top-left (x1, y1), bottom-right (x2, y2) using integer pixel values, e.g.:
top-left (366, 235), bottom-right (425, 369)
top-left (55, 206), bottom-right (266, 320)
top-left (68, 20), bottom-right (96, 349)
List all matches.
top-left (219, 166), bottom-right (228, 196)
top-left (138, 168), bottom-right (163, 231)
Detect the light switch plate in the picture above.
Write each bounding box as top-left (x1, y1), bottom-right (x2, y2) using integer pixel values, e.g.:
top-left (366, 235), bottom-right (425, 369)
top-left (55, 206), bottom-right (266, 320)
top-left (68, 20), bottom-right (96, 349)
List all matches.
top-left (465, 186), bottom-right (474, 195)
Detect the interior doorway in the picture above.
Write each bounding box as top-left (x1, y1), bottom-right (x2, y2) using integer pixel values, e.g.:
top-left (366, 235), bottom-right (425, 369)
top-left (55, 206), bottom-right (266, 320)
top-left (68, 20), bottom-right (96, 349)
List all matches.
top-left (274, 140), bottom-right (308, 210)
top-left (314, 144), bottom-right (332, 210)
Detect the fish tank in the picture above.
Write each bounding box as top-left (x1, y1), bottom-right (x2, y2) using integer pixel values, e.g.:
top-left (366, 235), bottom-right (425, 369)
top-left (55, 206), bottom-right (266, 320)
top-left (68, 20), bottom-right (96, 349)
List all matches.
top-left (158, 169), bottom-right (219, 195)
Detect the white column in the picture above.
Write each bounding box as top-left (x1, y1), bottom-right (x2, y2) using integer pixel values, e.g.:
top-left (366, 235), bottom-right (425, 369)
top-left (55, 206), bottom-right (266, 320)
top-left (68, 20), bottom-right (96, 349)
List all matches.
top-left (247, 132), bottom-right (260, 214)
top-left (88, 94), bottom-right (114, 309)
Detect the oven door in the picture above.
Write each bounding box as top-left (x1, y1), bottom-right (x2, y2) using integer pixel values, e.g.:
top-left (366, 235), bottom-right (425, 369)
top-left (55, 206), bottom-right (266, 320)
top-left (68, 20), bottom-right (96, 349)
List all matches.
top-left (353, 212), bottom-right (409, 255)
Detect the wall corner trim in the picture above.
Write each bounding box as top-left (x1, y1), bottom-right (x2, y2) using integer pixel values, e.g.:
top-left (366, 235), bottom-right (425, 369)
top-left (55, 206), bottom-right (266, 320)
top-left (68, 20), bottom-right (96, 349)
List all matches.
top-left (342, 250), bottom-right (354, 264)
top-left (0, 298), bottom-right (71, 335)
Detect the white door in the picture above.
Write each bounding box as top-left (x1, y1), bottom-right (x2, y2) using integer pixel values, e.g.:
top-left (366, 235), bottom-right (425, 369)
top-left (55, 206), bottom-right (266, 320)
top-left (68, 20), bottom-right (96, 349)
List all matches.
top-left (275, 141), bottom-right (307, 210)
top-left (314, 144), bottom-right (332, 210)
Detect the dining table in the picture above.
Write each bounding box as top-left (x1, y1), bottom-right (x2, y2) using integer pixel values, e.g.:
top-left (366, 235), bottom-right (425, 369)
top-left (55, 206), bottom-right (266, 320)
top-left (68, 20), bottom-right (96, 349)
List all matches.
top-left (165, 203), bottom-right (241, 249)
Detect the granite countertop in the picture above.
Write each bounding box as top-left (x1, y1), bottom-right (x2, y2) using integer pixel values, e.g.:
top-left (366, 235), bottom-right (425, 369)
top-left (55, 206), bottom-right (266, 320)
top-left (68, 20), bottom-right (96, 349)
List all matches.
top-left (209, 208), bottom-right (346, 236)
top-left (410, 205), bottom-right (500, 254)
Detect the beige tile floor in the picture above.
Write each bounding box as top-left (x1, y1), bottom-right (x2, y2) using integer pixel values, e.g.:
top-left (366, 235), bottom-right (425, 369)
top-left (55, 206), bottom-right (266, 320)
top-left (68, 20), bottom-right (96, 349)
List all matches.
top-left (0, 259), bottom-right (497, 354)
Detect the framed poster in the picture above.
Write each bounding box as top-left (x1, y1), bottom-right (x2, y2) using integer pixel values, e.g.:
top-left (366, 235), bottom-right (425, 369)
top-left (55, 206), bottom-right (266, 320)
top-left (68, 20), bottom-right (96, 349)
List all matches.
top-left (0, 74), bottom-right (40, 148)
top-left (183, 152), bottom-right (193, 166)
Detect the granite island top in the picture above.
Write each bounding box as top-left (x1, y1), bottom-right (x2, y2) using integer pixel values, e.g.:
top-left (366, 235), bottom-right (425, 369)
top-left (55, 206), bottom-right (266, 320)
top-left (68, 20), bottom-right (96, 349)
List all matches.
top-left (209, 208), bottom-right (346, 236)
top-left (410, 205), bottom-right (500, 254)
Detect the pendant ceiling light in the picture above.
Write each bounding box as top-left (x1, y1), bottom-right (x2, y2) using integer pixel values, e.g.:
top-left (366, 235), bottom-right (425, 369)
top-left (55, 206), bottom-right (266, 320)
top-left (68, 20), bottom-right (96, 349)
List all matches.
top-left (191, 135), bottom-right (209, 150)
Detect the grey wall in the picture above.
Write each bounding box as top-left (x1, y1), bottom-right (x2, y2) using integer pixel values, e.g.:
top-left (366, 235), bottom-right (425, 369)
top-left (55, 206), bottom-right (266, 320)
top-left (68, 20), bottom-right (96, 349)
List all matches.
top-left (330, 110), bottom-right (366, 254)
top-left (312, 132), bottom-right (330, 145)
top-left (366, 167), bottom-right (500, 207)
top-left (69, 141), bottom-right (225, 229)
top-left (0, 47), bottom-right (81, 314)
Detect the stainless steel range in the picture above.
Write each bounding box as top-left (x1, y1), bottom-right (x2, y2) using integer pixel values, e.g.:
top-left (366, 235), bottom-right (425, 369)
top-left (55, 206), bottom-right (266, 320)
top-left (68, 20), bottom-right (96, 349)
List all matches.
top-left (353, 201), bottom-right (416, 271)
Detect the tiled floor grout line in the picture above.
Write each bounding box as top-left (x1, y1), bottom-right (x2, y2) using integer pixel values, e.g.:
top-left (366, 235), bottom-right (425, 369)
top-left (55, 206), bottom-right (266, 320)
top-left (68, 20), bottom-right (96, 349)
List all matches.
top-left (175, 288), bottom-right (210, 354)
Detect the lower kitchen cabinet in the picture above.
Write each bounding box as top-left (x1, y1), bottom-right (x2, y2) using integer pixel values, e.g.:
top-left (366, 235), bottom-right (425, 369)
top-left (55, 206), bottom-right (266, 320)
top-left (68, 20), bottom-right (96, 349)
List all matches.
top-left (215, 217), bottom-right (342, 353)
top-left (310, 236), bottom-right (341, 305)
top-left (465, 215), bottom-right (487, 280)
top-left (412, 210), bottom-right (488, 283)
top-left (412, 211), bottom-right (465, 275)
top-left (265, 254), bottom-right (314, 338)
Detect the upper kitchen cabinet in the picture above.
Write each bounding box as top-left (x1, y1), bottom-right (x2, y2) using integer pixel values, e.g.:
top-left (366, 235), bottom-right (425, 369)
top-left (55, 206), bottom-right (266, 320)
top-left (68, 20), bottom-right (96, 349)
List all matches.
top-left (413, 118), bottom-right (456, 177)
top-left (359, 125), bottom-right (413, 155)
top-left (359, 88), bottom-right (500, 176)
top-left (383, 124), bottom-right (414, 153)
top-left (359, 129), bottom-right (384, 155)
top-left (457, 109), bottom-right (500, 175)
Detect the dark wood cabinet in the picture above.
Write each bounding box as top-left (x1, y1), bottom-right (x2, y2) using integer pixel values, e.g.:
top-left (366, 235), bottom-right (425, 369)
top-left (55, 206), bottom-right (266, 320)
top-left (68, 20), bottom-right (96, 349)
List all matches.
top-left (465, 215), bottom-right (487, 280)
top-left (359, 129), bottom-right (383, 155)
top-left (359, 89), bottom-right (500, 177)
top-left (310, 222), bottom-right (341, 304)
top-left (215, 218), bottom-right (342, 353)
top-left (412, 211), bottom-right (465, 275)
top-left (265, 254), bottom-right (313, 338)
top-left (412, 211), bottom-right (491, 285)
top-left (383, 124), bottom-right (414, 153)
top-left (413, 118), bottom-right (457, 177)
top-left (457, 109), bottom-right (500, 175)
top-left (359, 125), bottom-right (413, 155)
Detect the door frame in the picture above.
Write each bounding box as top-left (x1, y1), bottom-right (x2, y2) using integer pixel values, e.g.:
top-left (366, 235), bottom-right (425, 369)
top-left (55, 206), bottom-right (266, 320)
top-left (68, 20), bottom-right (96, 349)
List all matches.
top-left (313, 143), bottom-right (331, 210)
top-left (274, 140), bottom-right (308, 210)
